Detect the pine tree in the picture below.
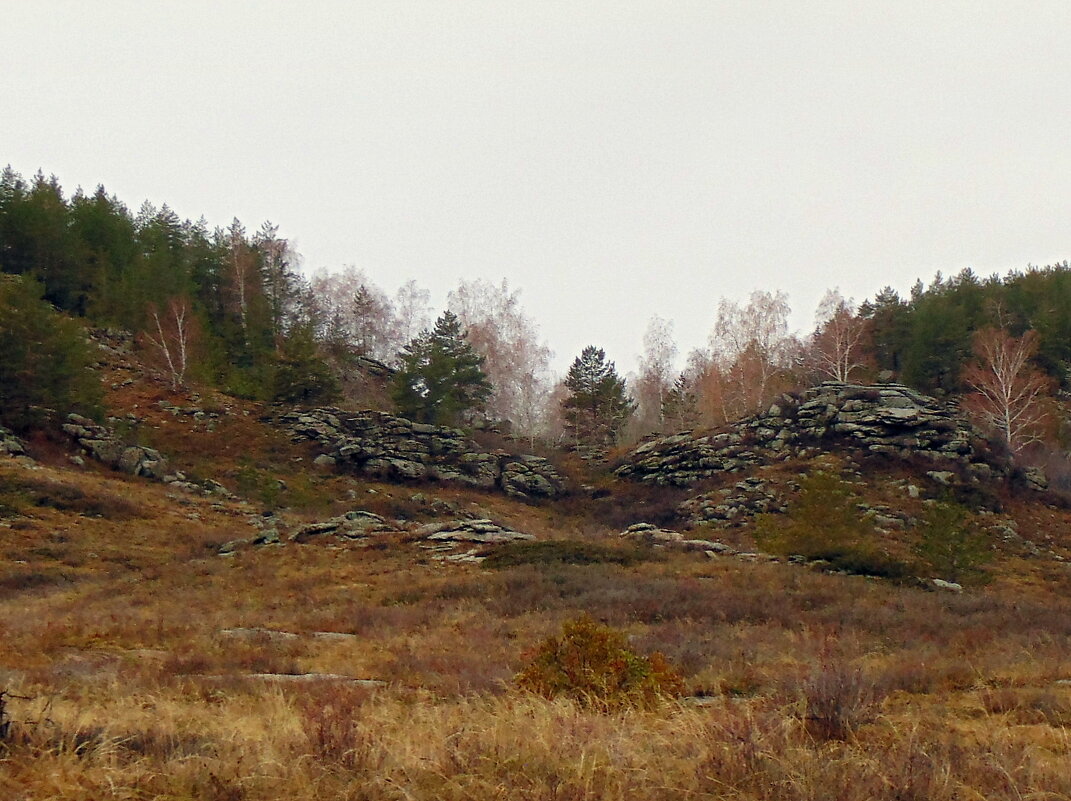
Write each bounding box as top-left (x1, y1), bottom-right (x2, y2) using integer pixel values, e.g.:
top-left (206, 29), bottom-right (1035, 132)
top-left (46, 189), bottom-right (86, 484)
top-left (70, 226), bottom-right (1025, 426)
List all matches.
top-left (392, 311), bottom-right (492, 425)
top-left (271, 325), bottom-right (340, 404)
top-left (661, 373), bottom-right (699, 432)
top-left (560, 345), bottom-right (635, 448)
top-left (0, 275), bottom-right (103, 430)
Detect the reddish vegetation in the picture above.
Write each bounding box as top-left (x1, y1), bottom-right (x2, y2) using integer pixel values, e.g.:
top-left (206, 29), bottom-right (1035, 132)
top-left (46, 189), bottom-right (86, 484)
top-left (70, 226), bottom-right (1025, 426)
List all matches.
top-left (0, 348), bottom-right (1070, 800)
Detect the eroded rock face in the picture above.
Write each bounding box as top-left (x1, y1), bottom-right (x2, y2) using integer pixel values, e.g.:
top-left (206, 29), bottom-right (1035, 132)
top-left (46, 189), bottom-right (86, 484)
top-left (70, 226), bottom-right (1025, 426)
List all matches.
top-left (617, 382), bottom-right (1001, 487)
top-left (280, 408), bottom-right (567, 499)
top-left (62, 413), bottom-right (169, 479)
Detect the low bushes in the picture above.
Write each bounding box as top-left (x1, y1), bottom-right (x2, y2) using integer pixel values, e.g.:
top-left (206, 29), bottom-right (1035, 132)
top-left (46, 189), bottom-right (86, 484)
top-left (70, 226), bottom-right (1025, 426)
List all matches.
top-left (482, 539), bottom-right (653, 569)
top-left (754, 469), bottom-right (912, 579)
top-left (515, 614), bottom-right (683, 710)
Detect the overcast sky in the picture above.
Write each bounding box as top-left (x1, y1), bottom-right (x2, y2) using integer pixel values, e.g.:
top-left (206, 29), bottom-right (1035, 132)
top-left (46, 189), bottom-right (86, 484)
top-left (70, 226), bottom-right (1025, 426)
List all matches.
top-left (4, 2), bottom-right (1070, 375)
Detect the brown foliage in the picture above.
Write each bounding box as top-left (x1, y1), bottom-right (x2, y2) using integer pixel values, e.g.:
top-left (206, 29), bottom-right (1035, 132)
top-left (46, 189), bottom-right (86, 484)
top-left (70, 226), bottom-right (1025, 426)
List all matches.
top-left (962, 327), bottom-right (1054, 454)
top-left (515, 615), bottom-right (684, 710)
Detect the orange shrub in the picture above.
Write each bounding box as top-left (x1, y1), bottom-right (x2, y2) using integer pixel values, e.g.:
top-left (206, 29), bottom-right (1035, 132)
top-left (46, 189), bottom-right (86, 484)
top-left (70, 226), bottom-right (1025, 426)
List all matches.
top-left (515, 614), bottom-right (683, 710)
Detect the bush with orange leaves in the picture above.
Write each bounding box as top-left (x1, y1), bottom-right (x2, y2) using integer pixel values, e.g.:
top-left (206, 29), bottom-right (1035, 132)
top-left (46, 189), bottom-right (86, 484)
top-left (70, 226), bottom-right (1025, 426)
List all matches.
top-left (515, 614), bottom-right (684, 711)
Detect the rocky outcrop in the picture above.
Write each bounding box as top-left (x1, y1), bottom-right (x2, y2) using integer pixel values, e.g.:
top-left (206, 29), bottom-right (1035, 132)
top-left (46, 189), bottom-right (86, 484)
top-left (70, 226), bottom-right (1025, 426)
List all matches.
top-left (289, 510), bottom-right (395, 543)
top-left (62, 413), bottom-right (169, 479)
top-left (219, 508), bottom-right (533, 565)
top-left (0, 426), bottom-right (27, 458)
top-left (678, 476), bottom-right (789, 526)
top-left (280, 408), bottom-right (567, 499)
top-left (416, 518), bottom-right (535, 544)
top-left (617, 382), bottom-right (1002, 487)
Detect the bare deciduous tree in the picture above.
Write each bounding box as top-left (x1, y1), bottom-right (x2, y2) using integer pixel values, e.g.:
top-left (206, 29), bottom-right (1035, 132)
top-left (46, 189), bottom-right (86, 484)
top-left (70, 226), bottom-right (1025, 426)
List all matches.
top-left (692, 290), bottom-right (800, 423)
top-left (808, 289), bottom-right (872, 383)
top-left (308, 266), bottom-right (398, 364)
top-left (634, 315), bottom-right (678, 434)
top-left (962, 327), bottom-right (1053, 454)
top-left (448, 278), bottom-right (553, 438)
top-left (224, 218), bottom-right (257, 342)
top-left (141, 296), bottom-right (197, 390)
top-left (394, 279), bottom-right (433, 346)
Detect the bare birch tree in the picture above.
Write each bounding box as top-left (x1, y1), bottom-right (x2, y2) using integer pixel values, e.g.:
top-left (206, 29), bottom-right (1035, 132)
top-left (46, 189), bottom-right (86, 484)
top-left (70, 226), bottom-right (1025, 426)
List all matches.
top-left (394, 279), bottom-right (433, 346)
top-left (141, 296), bottom-right (197, 390)
top-left (808, 289), bottom-right (872, 382)
top-left (224, 218), bottom-right (256, 343)
top-left (634, 314), bottom-right (678, 434)
top-left (308, 266), bottom-right (398, 364)
top-left (962, 327), bottom-right (1053, 454)
top-left (448, 278), bottom-right (553, 437)
top-left (695, 290), bottom-right (799, 423)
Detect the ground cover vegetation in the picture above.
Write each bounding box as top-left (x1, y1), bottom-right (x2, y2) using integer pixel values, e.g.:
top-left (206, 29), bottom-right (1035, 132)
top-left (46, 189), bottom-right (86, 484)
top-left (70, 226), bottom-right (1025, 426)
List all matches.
top-left (2, 168), bottom-right (1071, 798)
top-left (1, 444), bottom-right (1070, 799)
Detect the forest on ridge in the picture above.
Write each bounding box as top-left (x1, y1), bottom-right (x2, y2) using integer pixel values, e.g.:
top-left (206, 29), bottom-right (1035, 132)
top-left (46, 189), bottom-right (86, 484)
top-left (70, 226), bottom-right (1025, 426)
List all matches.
top-left (2, 166), bottom-right (1070, 461)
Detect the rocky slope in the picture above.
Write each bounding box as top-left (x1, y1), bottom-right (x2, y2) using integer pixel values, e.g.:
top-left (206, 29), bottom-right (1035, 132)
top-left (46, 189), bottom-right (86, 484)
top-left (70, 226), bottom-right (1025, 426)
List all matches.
top-left (617, 381), bottom-right (1017, 488)
top-left (278, 408), bottom-right (567, 500)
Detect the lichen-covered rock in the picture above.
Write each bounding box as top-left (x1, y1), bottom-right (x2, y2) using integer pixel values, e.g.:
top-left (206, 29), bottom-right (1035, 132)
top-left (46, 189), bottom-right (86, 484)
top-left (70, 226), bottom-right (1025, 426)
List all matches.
top-left (678, 476), bottom-right (788, 527)
top-left (619, 522), bottom-right (684, 543)
top-left (63, 413), bottom-right (169, 478)
top-left (279, 408), bottom-right (567, 499)
top-left (417, 518), bottom-right (535, 545)
top-left (289, 510), bottom-right (392, 543)
top-left (617, 382), bottom-right (1002, 488)
top-left (500, 456), bottom-right (566, 499)
top-left (0, 426), bottom-right (27, 457)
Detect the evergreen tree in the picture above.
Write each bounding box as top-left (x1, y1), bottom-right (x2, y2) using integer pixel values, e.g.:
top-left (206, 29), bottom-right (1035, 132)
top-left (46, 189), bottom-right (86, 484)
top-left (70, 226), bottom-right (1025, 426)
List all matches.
top-left (913, 501), bottom-right (992, 583)
top-left (0, 275), bottom-right (102, 431)
top-left (560, 345), bottom-right (635, 447)
top-left (661, 373), bottom-right (700, 432)
top-left (392, 311), bottom-right (492, 425)
top-left (271, 325), bottom-right (340, 404)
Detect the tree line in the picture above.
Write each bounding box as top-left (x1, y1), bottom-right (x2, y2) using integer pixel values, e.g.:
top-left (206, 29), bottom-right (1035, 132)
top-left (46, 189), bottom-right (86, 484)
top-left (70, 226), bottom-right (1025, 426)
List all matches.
top-left (1, 167), bottom-right (1067, 459)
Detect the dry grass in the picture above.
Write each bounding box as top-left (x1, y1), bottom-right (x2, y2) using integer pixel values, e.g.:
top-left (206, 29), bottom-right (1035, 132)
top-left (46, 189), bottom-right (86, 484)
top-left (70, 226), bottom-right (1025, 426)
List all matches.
top-left (3, 385), bottom-right (1071, 798)
top-left (2, 685), bottom-right (1070, 800)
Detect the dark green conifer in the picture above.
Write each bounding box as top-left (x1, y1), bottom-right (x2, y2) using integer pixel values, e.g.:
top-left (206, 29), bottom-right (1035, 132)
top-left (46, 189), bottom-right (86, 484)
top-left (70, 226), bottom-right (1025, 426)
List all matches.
top-left (392, 311), bottom-right (492, 425)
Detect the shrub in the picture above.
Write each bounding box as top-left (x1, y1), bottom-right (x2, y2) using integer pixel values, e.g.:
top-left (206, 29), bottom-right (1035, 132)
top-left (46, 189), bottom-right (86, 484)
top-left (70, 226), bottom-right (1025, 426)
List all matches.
top-left (798, 660), bottom-right (887, 741)
top-left (0, 691), bottom-right (11, 742)
top-left (0, 474), bottom-right (139, 520)
top-left (913, 501), bottom-right (992, 583)
top-left (754, 470), bottom-right (865, 560)
top-left (482, 539), bottom-right (653, 570)
top-left (515, 614), bottom-right (683, 710)
top-left (754, 469), bottom-right (908, 577)
top-left (0, 473), bottom-right (29, 518)
top-left (295, 684), bottom-right (377, 770)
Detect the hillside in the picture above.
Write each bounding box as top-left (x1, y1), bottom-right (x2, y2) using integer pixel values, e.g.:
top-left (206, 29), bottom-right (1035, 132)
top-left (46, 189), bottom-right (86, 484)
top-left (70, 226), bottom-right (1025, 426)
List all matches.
top-left (1, 332), bottom-right (1071, 800)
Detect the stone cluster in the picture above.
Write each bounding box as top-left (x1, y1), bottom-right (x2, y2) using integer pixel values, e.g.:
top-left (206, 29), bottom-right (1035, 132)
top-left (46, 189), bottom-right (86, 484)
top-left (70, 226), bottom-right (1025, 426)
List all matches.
top-left (288, 510), bottom-right (395, 543)
top-left (416, 518), bottom-right (536, 544)
top-left (279, 408), bottom-right (567, 500)
top-left (617, 382), bottom-right (1001, 488)
top-left (219, 508), bottom-right (533, 565)
top-left (62, 413), bottom-right (169, 479)
top-left (678, 476), bottom-right (788, 526)
top-left (619, 523), bottom-right (753, 556)
top-left (0, 426), bottom-right (27, 458)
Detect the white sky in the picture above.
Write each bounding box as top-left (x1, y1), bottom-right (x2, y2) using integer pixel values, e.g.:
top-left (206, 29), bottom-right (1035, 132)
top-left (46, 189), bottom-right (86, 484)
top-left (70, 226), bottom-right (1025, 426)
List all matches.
top-left (4, 2), bottom-right (1070, 375)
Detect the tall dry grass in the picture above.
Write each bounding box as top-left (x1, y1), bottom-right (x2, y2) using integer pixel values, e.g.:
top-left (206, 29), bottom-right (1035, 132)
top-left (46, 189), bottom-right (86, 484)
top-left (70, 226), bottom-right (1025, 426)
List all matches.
top-left (2, 683), bottom-right (1070, 801)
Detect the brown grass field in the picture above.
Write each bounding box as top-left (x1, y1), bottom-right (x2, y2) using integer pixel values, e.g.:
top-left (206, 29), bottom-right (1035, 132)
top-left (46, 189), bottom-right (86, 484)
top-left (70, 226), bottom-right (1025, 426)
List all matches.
top-left (2, 381), bottom-right (1071, 799)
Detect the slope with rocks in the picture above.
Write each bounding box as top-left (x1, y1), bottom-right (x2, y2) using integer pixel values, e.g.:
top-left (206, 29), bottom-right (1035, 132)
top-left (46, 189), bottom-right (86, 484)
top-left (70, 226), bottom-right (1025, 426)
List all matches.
top-left (617, 381), bottom-right (1028, 489)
